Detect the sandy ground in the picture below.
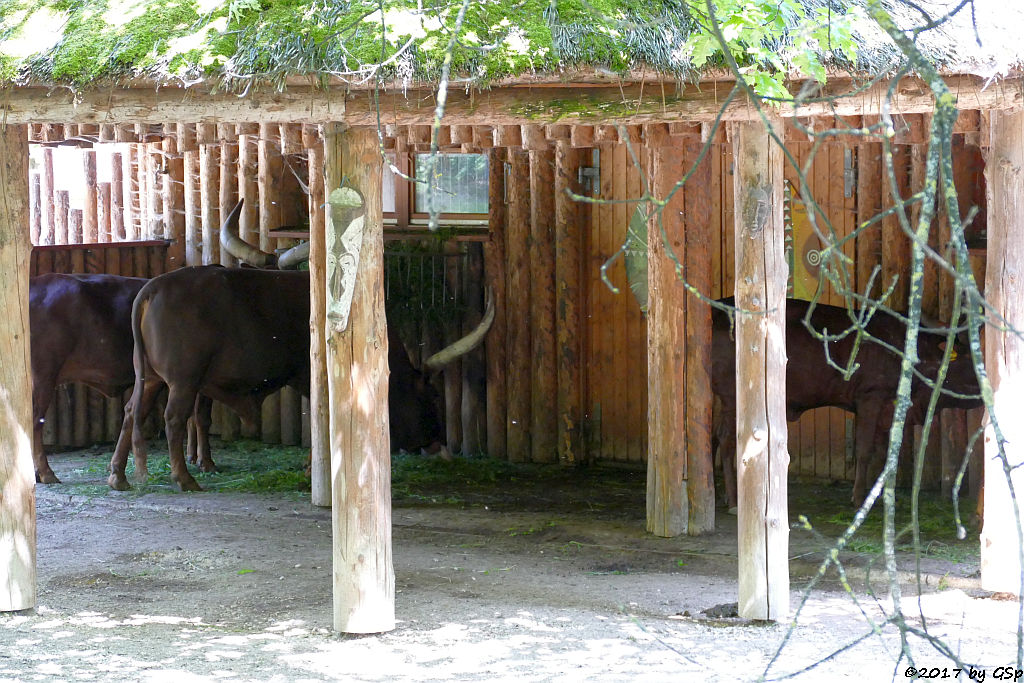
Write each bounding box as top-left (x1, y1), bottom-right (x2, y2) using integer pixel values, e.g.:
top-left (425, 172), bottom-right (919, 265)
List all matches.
top-left (1, 450), bottom-right (1019, 682)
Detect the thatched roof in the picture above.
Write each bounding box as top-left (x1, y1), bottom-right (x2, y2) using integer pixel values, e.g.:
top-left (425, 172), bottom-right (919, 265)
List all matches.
top-left (0, 0), bottom-right (1020, 91)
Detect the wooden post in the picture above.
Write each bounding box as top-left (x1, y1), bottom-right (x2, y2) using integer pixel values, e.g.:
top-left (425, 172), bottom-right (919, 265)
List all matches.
top-left (554, 140), bottom-right (583, 465)
top-left (183, 151), bottom-right (200, 266)
top-left (54, 190), bottom-right (69, 245)
top-left (323, 124), bottom-right (394, 633)
top-left (982, 109), bottom-right (1024, 593)
top-left (856, 125), bottom-right (883, 299)
top-left (308, 137), bottom-right (330, 507)
top-left (217, 124), bottom-right (242, 441)
top-left (110, 152), bottom-right (125, 241)
top-left (460, 244), bottom-right (487, 454)
top-left (683, 133), bottom-right (714, 534)
top-left (82, 150), bottom-right (98, 243)
top-left (40, 148), bottom-right (54, 245)
top-left (0, 124), bottom-right (35, 612)
top-left (442, 241), bottom-right (463, 452)
top-left (219, 123), bottom-right (239, 269)
top-left (122, 148), bottom-right (138, 240)
top-left (29, 173), bottom-right (40, 245)
top-left (238, 128), bottom-right (260, 262)
top-left (647, 140), bottom-right (688, 537)
top-left (483, 148), bottom-right (508, 459)
top-left (731, 120), bottom-right (788, 620)
top-left (529, 148), bottom-right (558, 462)
top-left (199, 123), bottom-right (219, 265)
top-left (163, 136), bottom-right (185, 270)
top-left (259, 123), bottom-right (283, 443)
top-left (148, 144), bottom-right (164, 240)
top-left (506, 149), bottom-right (531, 461)
top-left (97, 182), bottom-right (111, 243)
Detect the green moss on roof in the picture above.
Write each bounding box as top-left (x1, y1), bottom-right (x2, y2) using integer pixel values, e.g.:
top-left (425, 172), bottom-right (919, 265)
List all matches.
top-left (0, 0), bottom-right (709, 87)
top-left (0, 0), bottom-right (1017, 90)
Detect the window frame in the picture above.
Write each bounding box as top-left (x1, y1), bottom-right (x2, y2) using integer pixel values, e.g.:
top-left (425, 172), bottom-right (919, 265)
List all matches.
top-left (384, 150), bottom-right (490, 231)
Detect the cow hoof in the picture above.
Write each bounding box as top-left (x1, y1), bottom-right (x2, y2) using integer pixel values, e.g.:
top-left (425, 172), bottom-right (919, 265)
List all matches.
top-left (199, 461), bottom-right (217, 473)
top-left (36, 471), bottom-right (60, 485)
top-left (132, 467), bottom-right (150, 485)
top-left (175, 477), bottom-right (203, 492)
top-left (108, 474), bottom-right (131, 491)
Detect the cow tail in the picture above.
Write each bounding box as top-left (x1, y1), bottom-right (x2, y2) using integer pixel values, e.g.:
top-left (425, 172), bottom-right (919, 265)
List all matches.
top-left (129, 289), bottom-right (151, 422)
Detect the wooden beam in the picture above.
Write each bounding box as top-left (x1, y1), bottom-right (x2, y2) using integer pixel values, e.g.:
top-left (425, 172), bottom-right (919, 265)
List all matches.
top-left (493, 125), bottom-right (521, 148)
top-left (982, 108), bottom-right (1024, 594)
top-left (731, 119), bottom-right (788, 620)
top-left (647, 140), bottom-right (688, 537)
top-left (323, 124), bottom-right (394, 633)
top-left (258, 122), bottom-right (281, 442)
top-left (484, 148), bottom-right (508, 460)
top-left (0, 124), bottom-right (36, 612)
top-left (554, 140), bottom-right (583, 465)
top-left (3, 76), bottom-right (1018, 125)
top-left (529, 148), bottom-right (557, 462)
top-left (308, 137), bottom-right (330, 507)
top-left (520, 125), bottom-right (548, 151)
top-left (505, 149), bottom-right (531, 462)
top-left (569, 125), bottom-right (594, 148)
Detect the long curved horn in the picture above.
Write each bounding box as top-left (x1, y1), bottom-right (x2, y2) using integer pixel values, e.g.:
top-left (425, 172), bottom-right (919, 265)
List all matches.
top-left (220, 199), bottom-right (277, 268)
top-left (424, 288), bottom-right (496, 371)
top-left (277, 241), bottom-right (311, 270)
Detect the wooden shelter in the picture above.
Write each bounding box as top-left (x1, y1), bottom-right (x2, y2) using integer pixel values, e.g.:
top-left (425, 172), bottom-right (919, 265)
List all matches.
top-left (1, 0), bottom-right (1023, 626)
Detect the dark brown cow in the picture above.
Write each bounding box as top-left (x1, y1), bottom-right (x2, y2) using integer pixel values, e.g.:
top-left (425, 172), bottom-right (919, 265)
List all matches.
top-left (30, 273), bottom-right (217, 484)
top-left (108, 265), bottom-right (492, 491)
top-left (29, 273), bottom-right (147, 483)
top-left (711, 297), bottom-right (982, 508)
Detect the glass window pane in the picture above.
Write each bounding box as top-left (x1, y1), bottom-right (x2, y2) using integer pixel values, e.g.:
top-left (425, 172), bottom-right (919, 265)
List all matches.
top-left (414, 153), bottom-right (488, 214)
top-left (382, 153), bottom-right (396, 213)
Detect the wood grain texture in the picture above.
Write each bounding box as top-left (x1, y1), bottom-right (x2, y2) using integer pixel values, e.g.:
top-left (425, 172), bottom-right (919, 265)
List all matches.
top-left (646, 141), bottom-right (688, 537)
top-left (0, 124), bottom-right (36, 611)
top-left (308, 138), bottom-right (330, 507)
top-left (981, 109), bottom-right (1024, 593)
top-left (731, 120), bottom-right (789, 621)
top-left (325, 125), bottom-right (394, 633)
top-left (505, 149), bottom-right (532, 462)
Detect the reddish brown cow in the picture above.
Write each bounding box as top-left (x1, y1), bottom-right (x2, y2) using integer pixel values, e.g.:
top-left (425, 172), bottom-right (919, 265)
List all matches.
top-left (711, 297), bottom-right (982, 508)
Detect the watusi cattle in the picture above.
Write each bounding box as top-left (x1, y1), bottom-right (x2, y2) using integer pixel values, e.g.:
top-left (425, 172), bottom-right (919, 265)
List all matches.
top-left (711, 297), bottom-right (983, 508)
top-left (108, 264), bottom-right (493, 492)
top-left (28, 273), bottom-right (147, 483)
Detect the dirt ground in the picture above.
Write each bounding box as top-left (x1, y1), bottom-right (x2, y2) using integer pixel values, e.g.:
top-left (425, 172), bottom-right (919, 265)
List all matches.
top-left (1, 448), bottom-right (1019, 682)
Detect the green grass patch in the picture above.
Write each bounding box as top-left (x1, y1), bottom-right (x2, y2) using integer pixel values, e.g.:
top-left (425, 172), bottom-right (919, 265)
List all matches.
top-left (790, 481), bottom-right (980, 562)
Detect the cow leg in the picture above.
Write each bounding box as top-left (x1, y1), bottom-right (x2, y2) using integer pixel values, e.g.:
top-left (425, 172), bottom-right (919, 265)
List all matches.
top-left (851, 400), bottom-right (885, 506)
top-left (109, 379), bottom-right (162, 490)
top-left (164, 385), bottom-right (203, 492)
top-left (714, 402), bottom-right (738, 513)
top-left (32, 378), bottom-right (59, 484)
top-left (192, 395), bottom-right (215, 473)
